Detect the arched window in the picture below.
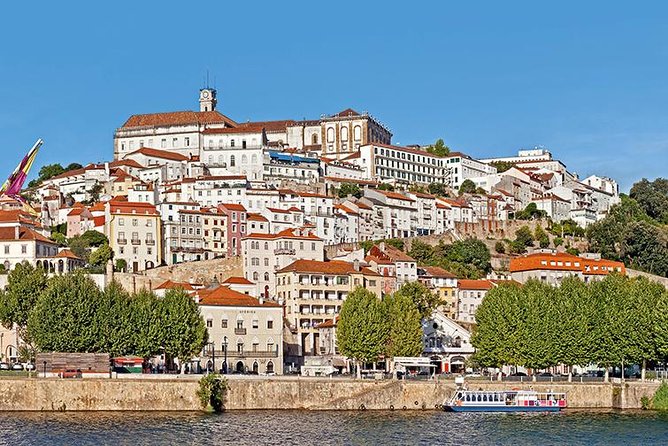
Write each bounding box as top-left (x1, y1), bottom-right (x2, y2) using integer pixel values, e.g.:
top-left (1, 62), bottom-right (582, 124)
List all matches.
top-left (242, 154), bottom-right (248, 165)
top-left (253, 272), bottom-right (259, 281)
top-left (341, 126), bottom-right (348, 141)
top-left (264, 242), bottom-right (269, 250)
top-left (266, 361), bottom-right (274, 374)
top-left (208, 155), bottom-right (214, 164)
top-left (326, 127), bottom-right (334, 143)
top-left (354, 125), bottom-right (362, 141)
top-left (251, 154), bottom-right (258, 165)
top-left (230, 155), bottom-right (236, 167)
top-left (311, 133), bottom-right (318, 145)
top-left (264, 272), bottom-right (269, 282)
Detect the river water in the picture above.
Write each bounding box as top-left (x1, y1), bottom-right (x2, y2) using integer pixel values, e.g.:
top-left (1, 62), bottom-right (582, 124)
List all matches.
top-left (0, 410), bottom-right (666, 445)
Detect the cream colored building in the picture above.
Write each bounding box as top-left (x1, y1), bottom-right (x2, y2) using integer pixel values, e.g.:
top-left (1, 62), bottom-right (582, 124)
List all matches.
top-left (275, 259), bottom-right (381, 357)
top-left (105, 199), bottom-right (162, 272)
top-left (197, 285), bottom-right (283, 375)
top-left (242, 228), bottom-right (324, 298)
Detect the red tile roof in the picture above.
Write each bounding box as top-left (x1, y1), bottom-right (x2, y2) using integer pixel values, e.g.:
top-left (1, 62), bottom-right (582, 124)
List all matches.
top-left (276, 259), bottom-right (379, 276)
top-left (369, 244), bottom-right (415, 263)
top-left (509, 252), bottom-right (625, 275)
top-left (197, 286), bottom-right (280, 307)
top-left (222, 276), bottom-right (254, 285)
top-left (121, 111), bottom-right (237, 128)
top-left (155, 280), bottom-right (196, 291)
top-left (109, 201), bottom-right (159, 215)
top-left (458, 279), bottom-right (494, 291)
top-left (419, 266), bottom-right (457, 279)
top-left (55, 249), bottom-right (82, 260)
top-left (246, 213), bottom-right (268, 222)
top-left (125, 147), bottom-right (188, 162)
top-left (333, 108), bottom-right (360, 117)
top-left (0, 227), bottom-right (55, 244)
top-left (218, 203), bottom-right (246, 212)
top-left (244, 228), bottom-right (321, 241)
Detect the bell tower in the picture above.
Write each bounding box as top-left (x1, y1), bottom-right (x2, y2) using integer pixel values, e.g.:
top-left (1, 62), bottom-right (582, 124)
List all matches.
top-left (199, 88), bottom-right (217, 112)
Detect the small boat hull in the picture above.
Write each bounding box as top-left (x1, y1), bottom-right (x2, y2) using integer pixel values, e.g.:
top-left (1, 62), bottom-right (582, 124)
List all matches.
top-left (443, 404), bottom-right (562, 413)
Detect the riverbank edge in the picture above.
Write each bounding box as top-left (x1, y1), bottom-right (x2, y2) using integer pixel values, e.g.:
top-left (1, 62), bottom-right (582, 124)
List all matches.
top-left (0, 378), bottom-right (659, 411)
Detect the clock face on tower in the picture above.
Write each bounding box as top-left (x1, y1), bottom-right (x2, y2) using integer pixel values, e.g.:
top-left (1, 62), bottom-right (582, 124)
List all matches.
top-left (202, 91), bottom-right (210, 99)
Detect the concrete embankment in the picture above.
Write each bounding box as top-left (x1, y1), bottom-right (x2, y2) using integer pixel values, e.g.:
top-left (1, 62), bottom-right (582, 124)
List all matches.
top-left (0, 377), bottom-right (659, 411)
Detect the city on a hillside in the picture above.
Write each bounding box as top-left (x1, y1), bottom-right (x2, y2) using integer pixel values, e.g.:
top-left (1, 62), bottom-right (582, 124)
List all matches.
top-left (1, 87), bottom-right (667, 380)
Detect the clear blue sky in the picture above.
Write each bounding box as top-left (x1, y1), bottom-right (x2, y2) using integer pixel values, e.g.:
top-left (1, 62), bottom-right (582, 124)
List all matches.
top-left (1, 1), bottom-right (666, 191)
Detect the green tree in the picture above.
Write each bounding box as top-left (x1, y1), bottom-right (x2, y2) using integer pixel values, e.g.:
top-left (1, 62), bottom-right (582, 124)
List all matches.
top-left (337, 287), bottom-right (389, 377)
top-left (0, 262), bottom-right (48, 346)
top-left (50, 232), bottom-right (67, 246)
top-left (115, 259), bottom-right (128, 272)
top-left (131, 289), bottom-right (165, 358)
top-left (489, 160), bottom-right (514, 173)
top-left (377, 183), bottom-right (395, 192)
top-left (81, 230), bottom-right (109, 247)
top-left (494, 241), bottom-right (506, 254)
top-left (97, 281), bottom-right (135, 357)
top-left (629, 178), bottom-right (668, 224)
top-left (442, 238), bottom-right (492, 273)
top-left (66, 162), bottom-right (83, 171)
top-left (654, 289), bottom-right (668, 360)
top-left (337, 183), bottom-right (362, 199)
top-left (514, 226), bottom-right (534, 249)
top-left (161, 288), bottom-right (208, 369)
top-left (408, 240), bottom-right (434, 264)
top-left (28, 272), bottom-right (104, 352)
top-left (426, 138), bottom-right (450, 157)
top-left (393, 282), bottom-right (439, 319)
top-left (515, 203), bottom-right (548, 220)
top-left (619, 221), bottom-right (668, 277)
top-left (428, 182), bottom-right (449, 197)
top-left (534, 225), bottom-right (550, 249)
top-left (385, 293), bottom-right (423, 358)
top-left (68, 235), bottom-right (91, 263)
top-left (458, 179), bottom-right (476, 195)
top-left (89, 244), bottom-right (113, 268)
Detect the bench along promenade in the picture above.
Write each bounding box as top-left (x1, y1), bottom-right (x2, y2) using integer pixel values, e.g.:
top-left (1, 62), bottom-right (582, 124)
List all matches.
top-left (0, 375), bottom-right (659, 411)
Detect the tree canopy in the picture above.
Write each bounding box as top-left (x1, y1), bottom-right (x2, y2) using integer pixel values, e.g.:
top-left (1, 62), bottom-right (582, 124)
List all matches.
top-left (384, 292), bottom-right (423, 358)
top-left (408, 238), bottom-right (491, 279)
top-left (393, 281), bottom-right (440, 320)
top-left (337, 287), bottom-right (389, 365)
top-left (337, 183), bottom-right (362, 199)
top-left (629, 178), bottom-right (668, 224)
top-left (426, 139), bottom-right (450, 157)
top-left (458, 179), bottom-right (477, 195)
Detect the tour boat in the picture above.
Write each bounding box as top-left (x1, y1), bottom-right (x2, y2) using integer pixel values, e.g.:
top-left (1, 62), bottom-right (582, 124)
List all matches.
top-left (442, 377), bottom-right (567, 412)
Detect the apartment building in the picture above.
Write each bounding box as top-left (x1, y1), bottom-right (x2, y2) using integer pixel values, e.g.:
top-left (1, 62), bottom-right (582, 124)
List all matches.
top-left (275, 259), bottom-right (381, 357)
top-left (509, 252), bottom-right (626, 285)
top-left (362, 189), bottom-right (415, 239)
top-left (196, 285), bottom-right (284, 375)
top-left (365, 243), bottom-right (417, 291)
top-left (456, 279), bottom-right (494, 323)
top-left (242, 228), bottom-right (324, 298)
top-left (418, 266), bottom-right (458, 319)
top-left (105, 199), bottom-right (161, 272)
top-left (218, 203), bottom-right (247, 257)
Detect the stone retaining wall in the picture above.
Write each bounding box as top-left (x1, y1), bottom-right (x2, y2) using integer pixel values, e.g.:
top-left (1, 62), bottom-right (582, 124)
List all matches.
top-left (0, 377), bottom-right (659, 412)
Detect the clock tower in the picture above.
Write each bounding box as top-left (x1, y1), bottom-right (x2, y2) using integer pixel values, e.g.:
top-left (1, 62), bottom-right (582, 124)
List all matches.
top-left (199, 88), bottom-right (217, 112)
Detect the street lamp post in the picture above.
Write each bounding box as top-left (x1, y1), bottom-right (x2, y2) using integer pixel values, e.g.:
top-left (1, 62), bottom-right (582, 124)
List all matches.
top-left (223, 336), bottom-right (228, 374)
top-left (43, 360), bottom-right (47, 379)
top-left (211, 341), bottom-right (215, 375)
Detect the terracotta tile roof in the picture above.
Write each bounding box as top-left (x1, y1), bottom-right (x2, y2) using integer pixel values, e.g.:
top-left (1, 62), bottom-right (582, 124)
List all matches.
top-left (121, 110), bottom-right (237, 128)
top-left (241, 120), bottom-right (297, 133)
top-left (458, 279), bottom-right (494, 291)
top-left (197, 286), bottom-right (280, 307)
top-left (246, 213), bottom-right (268, 222)
top-left (67, 208), bottom-right (85, 217)
top-left (93, 216), bottom-right (106, 227)
top-left (125, 147), bottom-right (188, 162)
top-left (218, 203), bottom-right (246, 212)
top-left (412, 192), bottom-right (436, 199)
top-left (332, 108), bottom-right (360, 117)
top-left (109, 201), bottom-right (159, 216)
top-left (419, 266), bottom-right (457, 279)
top-left (375, 189), bottom-right (415, 202)
top-left (201, 124), bottom-right (265, 134)
top-left (364, 254), bottom-right (393, 266)
top-left (369, 244), bottom-right (416, 263)
top-left (0, 227), bottom-right (55, 244)
top-left (276, 259), bottom-right (379, 276)
top-left (354, 201), bottom-right (372, 210)
top-left (509, 252), bottom-right (625, 275)
top-left (155, 280), bottom-right (195, 291)
top-left (335, 204), bottom-right (359, 215)
top-left (315, 317), bottom-right (339, 329)
top-left (222, 276), bottom-right (254, 285)
top-left (110, 159), bottom-right (144, 169)
top-left (55, 249), bottom-right (82, 260)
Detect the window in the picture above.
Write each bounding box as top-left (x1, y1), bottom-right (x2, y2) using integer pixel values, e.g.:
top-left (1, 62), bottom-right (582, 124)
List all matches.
top-left (264, 272), bottom-right (269, 281)
top-left (3, 246), bottom-right (8, 254)
top-left (252, 319), bottom-right (258, 329)
top-left (132, 219), bottom-right (138, 226)
top-left (21, 245), bottom-right (27, 254)
top-left (172, 137), bottom-right (178, 147)
top-left (161, 138), bottom-right (166, 148)
top-left (267, 320), bottom-right (273, 329)
top-left (206, 319), bottom-right (213, 328)
top-left (184, 137), bottom-right (190, 146)
top-left (221, 319), bottom-right (228, 328)
top-left (119, 218), bottom-right (125, 226)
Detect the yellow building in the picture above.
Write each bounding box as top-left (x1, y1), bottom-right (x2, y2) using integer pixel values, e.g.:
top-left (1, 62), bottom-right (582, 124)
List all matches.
top-left (417, 266), bottom-right (458, 319)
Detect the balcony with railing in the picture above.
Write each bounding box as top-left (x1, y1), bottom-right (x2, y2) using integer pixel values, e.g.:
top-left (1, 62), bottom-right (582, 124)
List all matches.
top-left (117, 238), bottom-right (127, 245)
top-left (234, 328), bottom-right (247, 335)
top-left (145, 239), bottom-right (155, 246)
top-left (274, 248), bottom-right (296, 256)
top-left (206, 348), bottom-right (279, 359)
top-left (131, 239), bottom-right (141, 245)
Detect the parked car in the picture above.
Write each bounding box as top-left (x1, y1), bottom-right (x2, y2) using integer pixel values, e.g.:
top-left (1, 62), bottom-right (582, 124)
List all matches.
top-left (61, 369), bottom-right (82, 379)
top-left (24, 363), bottom-right (36, 371)
top-left (0, 362), bottom-right (9, 371)
top-left (11, 363), bottom-right (24, 371)
top-left (509, 372), bottom-right (527, 377)
top-left (538, 372), bottom-right (554, 377)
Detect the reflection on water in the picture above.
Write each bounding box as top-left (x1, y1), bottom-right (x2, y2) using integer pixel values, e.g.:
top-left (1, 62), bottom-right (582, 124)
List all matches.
top-left (0, 410), bottom-right (666, 446)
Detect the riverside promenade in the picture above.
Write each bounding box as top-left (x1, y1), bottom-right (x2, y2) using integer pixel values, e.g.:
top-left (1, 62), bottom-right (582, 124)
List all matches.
top-left (0, 375), bottom-right (660, 412)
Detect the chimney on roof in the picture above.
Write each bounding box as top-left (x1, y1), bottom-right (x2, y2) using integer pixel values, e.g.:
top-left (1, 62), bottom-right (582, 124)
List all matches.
top-left (379, 242), bottom-right (386, 252)
top-left (14, 225), bottom-right (19, 240)
top-left (353, 259), bottom-right (361, 272)
top-left (259, 296), bottom-right (264, 305)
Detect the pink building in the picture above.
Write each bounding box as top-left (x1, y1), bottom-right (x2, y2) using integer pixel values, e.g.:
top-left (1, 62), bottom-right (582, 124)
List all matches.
top-left (218, 203), bottom-right (247, 257)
